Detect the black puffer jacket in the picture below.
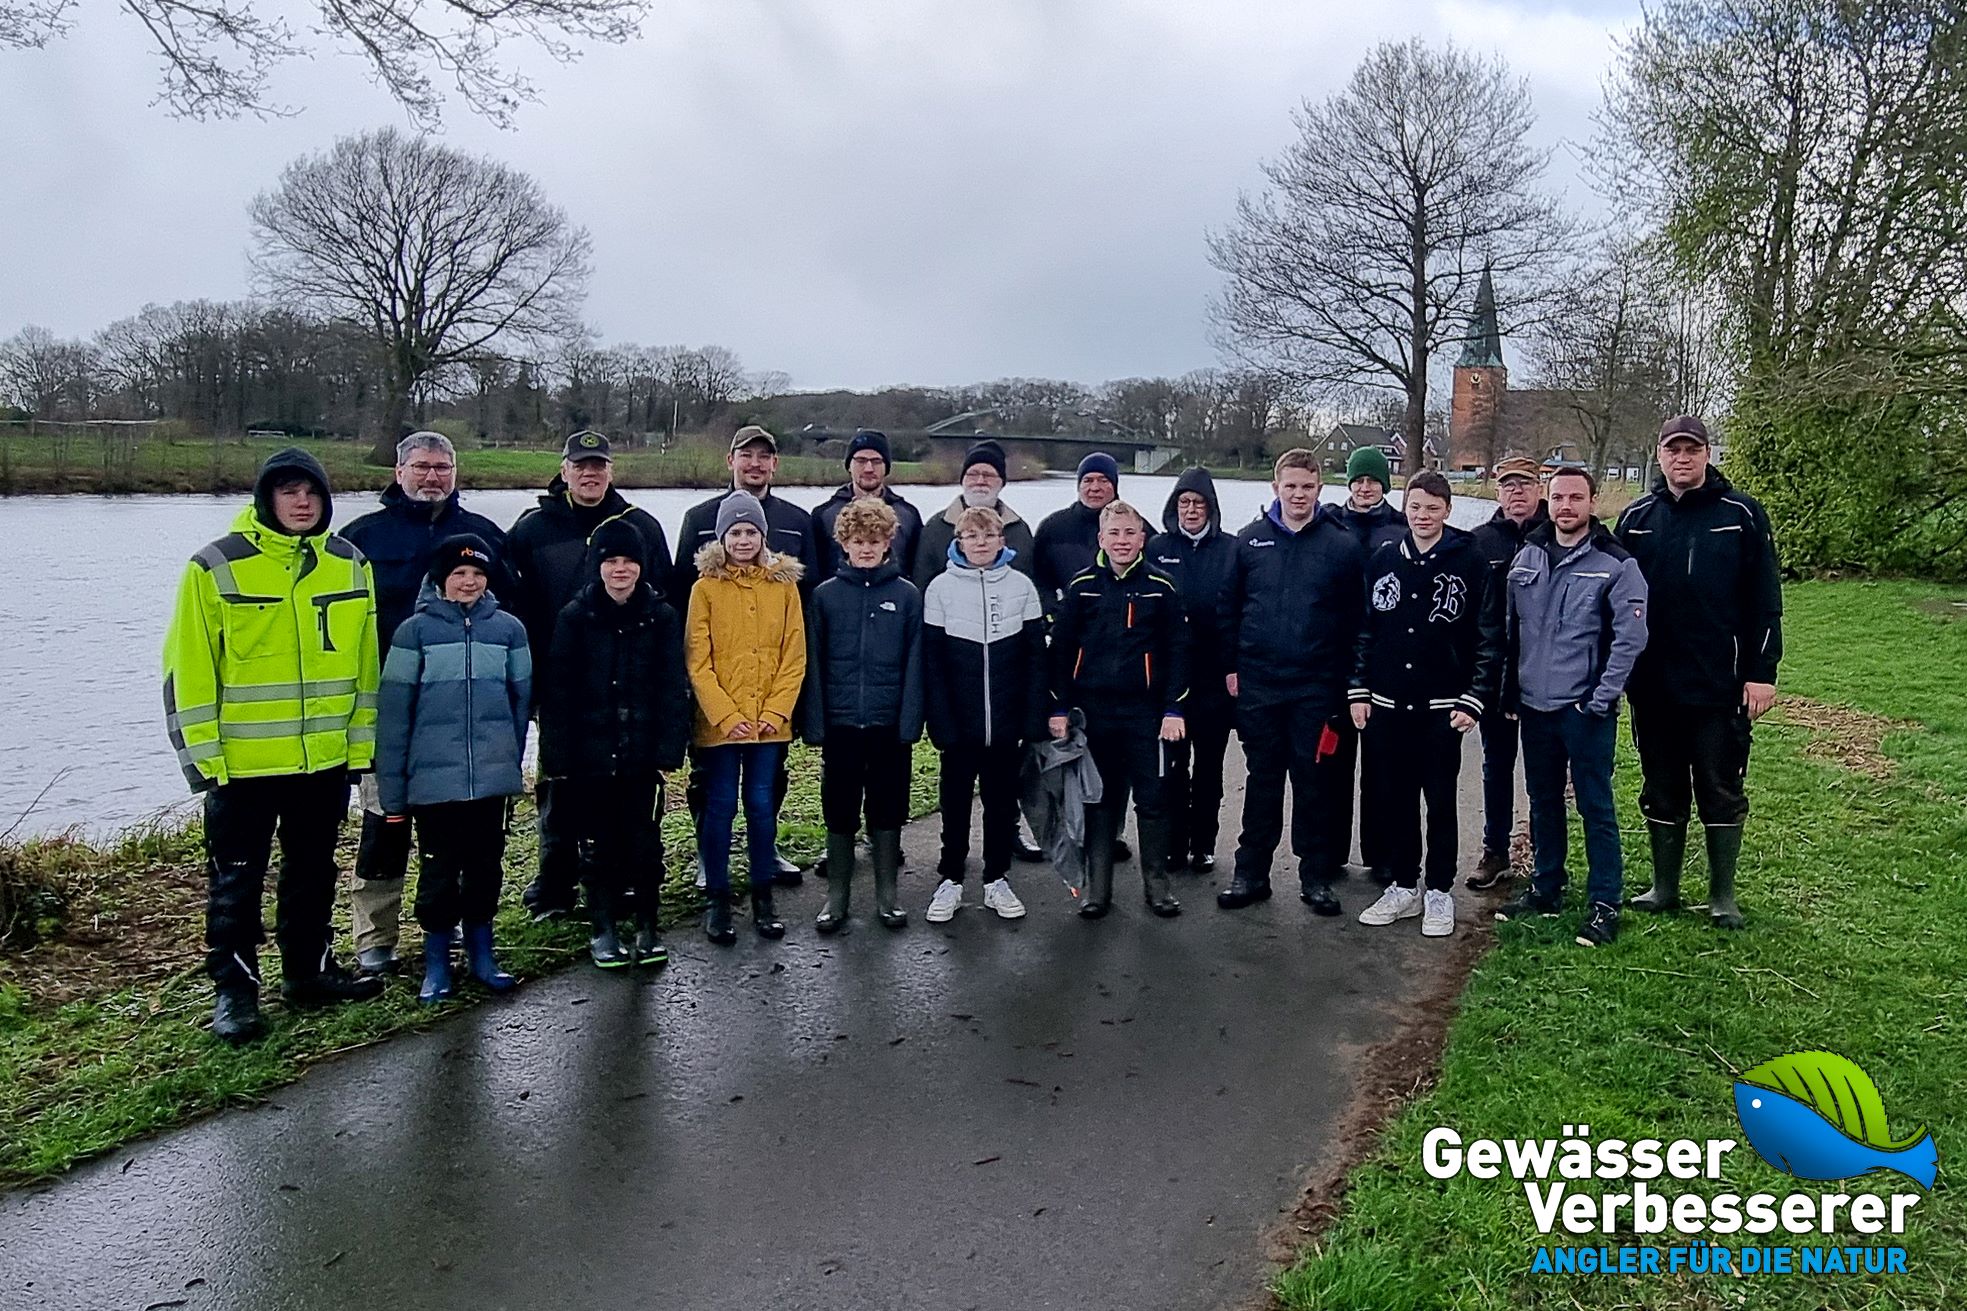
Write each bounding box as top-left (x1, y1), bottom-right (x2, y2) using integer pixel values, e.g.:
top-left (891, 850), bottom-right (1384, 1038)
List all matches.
top-left (1614, 468), bottom-right (1783, 707)
top-left (673, 487), bottom-right (821, 603)
top-left (799, 559), bottom-right (925, 744)
top-left (810, 484), bottom-right (925, 582)
top-left (1220, 502), bottom-right (1365, 711)
top-left (341, 484), bottom-right (511, 642)
top-left (1339, 498), bottom-right (1407, 554)
top-left (1350, 527), bottom-right (1505, 718)
top-left (1146, 467), bottom-right (1236, 710)
top-left (505, 479), bottom-right (674, 673)
top-left (1032, 499), bottom-right (1102, 613)
top-left (539, 581), bottom-right (690, 778)
top-left (1049, 556), bottom-right (1189, 724)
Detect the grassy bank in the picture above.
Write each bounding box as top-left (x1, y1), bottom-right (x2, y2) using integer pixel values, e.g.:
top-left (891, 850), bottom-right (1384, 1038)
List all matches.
top-left (0, 430), bottom-right (935, 495)
top-left (1278, 579), bottom-right (1966, 1310)
top-left (0, 744), bottom-right (941, 1188)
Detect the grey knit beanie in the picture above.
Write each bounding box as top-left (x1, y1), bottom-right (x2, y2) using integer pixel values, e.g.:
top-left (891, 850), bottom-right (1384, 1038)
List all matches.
top-left (714, 490), bottom-right (770, 541)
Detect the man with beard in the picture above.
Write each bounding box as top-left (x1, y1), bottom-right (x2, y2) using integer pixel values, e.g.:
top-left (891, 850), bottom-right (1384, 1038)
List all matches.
top-left (810, 429), bottom-right (923, 581)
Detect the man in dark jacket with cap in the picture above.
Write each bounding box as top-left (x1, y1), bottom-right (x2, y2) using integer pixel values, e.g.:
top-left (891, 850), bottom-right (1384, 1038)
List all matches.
top-left (1033, 451), bottom-right (1122, 614)
top-left (504, 429), bottom-right (674, 919)
top-left (811, 429), bottom-right (923, 581)
top-left (1465, 454), bottom-right (1550, 885)
top-left (913, 439), bottom-right (1037, 590)
top-left (1146, 467), bottom-right (1238, 874)
top-left (340, 430), bottom-right (511, 975)
top-left (1615, 416), bottom-right (1782, 929)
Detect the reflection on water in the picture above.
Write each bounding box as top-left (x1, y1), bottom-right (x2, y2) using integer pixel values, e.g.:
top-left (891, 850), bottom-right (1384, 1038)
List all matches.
top-left (0, 476), bottom-right (1492, 836)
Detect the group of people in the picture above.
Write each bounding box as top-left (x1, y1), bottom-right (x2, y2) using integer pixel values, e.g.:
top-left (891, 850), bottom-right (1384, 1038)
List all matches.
top-left (162, 414), bottom-right (1783, 1045)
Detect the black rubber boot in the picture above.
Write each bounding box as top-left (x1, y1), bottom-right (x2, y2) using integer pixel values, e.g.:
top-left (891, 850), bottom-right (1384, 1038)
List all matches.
top-left (703, 892), bottom-right (737, 946)
top-left (633, 914), bottom-right (668, 968)
top-left (589, 912), bottom-right (632, 969)
top-left (1080, 809), bottom-right (1115, 919)
top-left (1631, 822), bottom-right (1686, 913)
top-left (1139, 813), bottom-right (1180, 917)
top-left (211, 985), bottom-right (265, 1045)
top-left (816, 831), bottom-right (855, 935)
top-left (1704, 825), bottom-right (1746, 929)
top-left (751, 883), bottom-right (786, 940)
top-left (871, 829), bottom-right (907, 928)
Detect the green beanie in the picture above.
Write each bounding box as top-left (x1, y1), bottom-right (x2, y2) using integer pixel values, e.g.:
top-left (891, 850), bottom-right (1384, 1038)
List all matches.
top-left (1346, 445), bottom-right (1392, 488)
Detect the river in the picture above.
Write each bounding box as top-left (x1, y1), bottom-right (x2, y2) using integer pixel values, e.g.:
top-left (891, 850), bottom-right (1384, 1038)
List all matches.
top-left (0, 476), bottom-right (1494, 836)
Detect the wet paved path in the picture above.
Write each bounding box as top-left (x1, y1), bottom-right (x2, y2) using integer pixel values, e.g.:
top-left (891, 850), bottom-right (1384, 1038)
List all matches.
top-left (3, 740), bottom-right (1489, 1311)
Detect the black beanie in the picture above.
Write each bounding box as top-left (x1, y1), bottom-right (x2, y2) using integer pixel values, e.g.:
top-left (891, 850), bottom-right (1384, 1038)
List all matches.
top-left (589, 516), bottom-right (647, 568)
top-left (846, 429), bottom-right (892, 469)
top-left (428, 533), bottom-right (496, 587)
top-left (962, 440), bottom-right (1008, 481)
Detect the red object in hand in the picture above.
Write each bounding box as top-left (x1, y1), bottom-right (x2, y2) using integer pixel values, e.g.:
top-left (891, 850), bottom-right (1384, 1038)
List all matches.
top-left (1316, 724), bottom-right (1341, 762)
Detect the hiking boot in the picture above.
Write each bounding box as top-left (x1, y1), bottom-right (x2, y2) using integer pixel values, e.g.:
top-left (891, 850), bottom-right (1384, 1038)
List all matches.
top-left (1357, 884), bottom-right (1422, 926)
top-left (522, 877), bottom-right (578, 923)
top-left (1575, 901), bottom-right (1621, 948)
top-left (463, 924), bottom-right (516, 992)
top-left (1494, 888), bottom-right (1562, 922)
top-left (751, 884), bottom-right (786, 940)
top-left (282, 953), bottom-right (385, 1008)
top-left (704, 893), bottom-right (737, 946)
top-left (1216, 875), bottom-right (1272, 910)
top-left (589, 917), bottom-right (633, 970)
top-left (816, 831), bottom-right (855, 935)
top-left (926, 878), bottom-right (964, 923)
top-left (1421, 889), bottom-right (1456, 937)
top-left (417, 932), bottom-right (454, 1005)
top-left (1631, 822), bottom-right (1686, 913)
top-left (1300, 882), bottom-right (1341, 917)
top-left (633, 922), bottom-right (668, 969)
top-left (212, 987), bottom-right (265, 1045)
top-left (1704, 825), bottom-right (1746, 929)
top-left (772, 852), bottom-right (804, 887)
top-left (983, 878), bottom-right (1026, 920)
top-left (872, 829), bottom-right (908, 928)
top-left (1468, 848), bottom-right (1511, 890)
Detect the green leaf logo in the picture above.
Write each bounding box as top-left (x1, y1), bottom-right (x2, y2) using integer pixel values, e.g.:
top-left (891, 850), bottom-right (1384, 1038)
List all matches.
top-left (1740, 1050), bottom-right (1926, 1151)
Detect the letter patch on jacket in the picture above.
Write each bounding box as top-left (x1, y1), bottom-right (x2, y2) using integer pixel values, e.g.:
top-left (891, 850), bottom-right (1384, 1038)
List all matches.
top-left (1371, 573), bottom-right (1401, 612)
top-left (1429, 574), bottom-right (1466, 623)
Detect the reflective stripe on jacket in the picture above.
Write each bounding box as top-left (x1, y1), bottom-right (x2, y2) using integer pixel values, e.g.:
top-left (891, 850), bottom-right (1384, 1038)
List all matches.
top-left (162, 505), bottom-right (380, 790)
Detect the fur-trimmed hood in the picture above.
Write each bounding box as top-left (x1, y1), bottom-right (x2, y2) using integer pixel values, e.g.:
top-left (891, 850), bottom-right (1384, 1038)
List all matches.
top-left (692, 539), bottom-right (807, 584)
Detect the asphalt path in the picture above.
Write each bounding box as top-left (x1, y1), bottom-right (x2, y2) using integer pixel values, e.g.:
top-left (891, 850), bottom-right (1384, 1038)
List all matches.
top-left (2, 735), bottom-right (1495, 1311)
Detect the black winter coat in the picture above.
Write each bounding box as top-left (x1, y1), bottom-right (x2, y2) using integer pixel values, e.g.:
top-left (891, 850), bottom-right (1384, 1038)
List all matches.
top-left (1220, 503), bottom-right (1365, 711)
top-left (810, 484), bottom-right (925, 582)
top-left (505, 479), bottom-right (674, 676)
top-left (341, 485), bottom-right (511, 643)
top-left (1470, 502), bottom-right (1551, 570)
top-left (921, 553), bottom-right (1048, 749)
top-left (539, 581), bottom-right (690, 778)
top-left (1339, 498), bottom-right (1408, 554)
top-left (1350, 527), bottom-right (1505, 718)
top-left (799, 560), bottom-right (925, 744)
top-left (673, 488), bottom-right (821, 603)
top-left (1049, 556), bottom-right (1189, 724)
top-left (1146, 467), bottom-right (1236, 710)
top-left (1614, 468), bottom-right (1783, 707)
top-left (1032, 500), bottom-right (1102, 612)
top-left (913, 496), bottom-right (1038, 591)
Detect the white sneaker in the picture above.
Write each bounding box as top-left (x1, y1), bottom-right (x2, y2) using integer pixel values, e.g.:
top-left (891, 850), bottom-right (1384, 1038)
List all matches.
top-left (982, 878), bottom-right (1027, 920)
top-left (1357, 884), bottom-right (1422, 926)
top-left (926, 879), bottom-right (964, 923)
top-left (1422, 889), bottom-right (1456, 937)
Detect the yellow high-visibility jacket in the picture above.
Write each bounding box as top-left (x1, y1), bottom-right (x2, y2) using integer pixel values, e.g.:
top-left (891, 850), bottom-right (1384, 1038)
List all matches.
top-left (162, 505), bottom-right (380, 790)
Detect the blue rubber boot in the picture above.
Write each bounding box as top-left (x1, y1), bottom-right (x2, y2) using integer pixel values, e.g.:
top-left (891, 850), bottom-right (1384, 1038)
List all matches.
top-left (417, 932), bottom-right (454, 1005)
top-left (462, 923), bottom-right (516, 993)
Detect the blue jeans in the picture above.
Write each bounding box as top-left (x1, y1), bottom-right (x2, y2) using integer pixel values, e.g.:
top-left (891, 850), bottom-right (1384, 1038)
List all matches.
top-left (697, 742), bottom-right (787, 896)
top-left (1519, 706), bottom-right (1623, 907)
top-left (1479, 712), bottom-right (1520, 856)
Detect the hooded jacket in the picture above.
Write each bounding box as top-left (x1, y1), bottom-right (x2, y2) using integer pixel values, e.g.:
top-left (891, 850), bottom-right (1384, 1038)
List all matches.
top-left (1219, 501), bottom-right (1365, 711)
top-left (1613, 468), bottom-right (1782, 707)
top-left (1505, 522), bottom-right (1650, 716)
top-left (375, 584), bottom-right (531, 813)
top-left (1339, 497), bottom-right (1408, 554)
top-left (921, 544), bottom-right (1048, 749)
top-left (1350, 526), bottom-right (1505, 719)
top-left (913, 494), bottom-right (1037, 591)
top-left (161, 448), bottom-right (380, 791)
top-left (800, 558), bottom-right (925, 744)
top-left (1048, 553), bottom-right (1190, 723)
top-left (1146, 467), bottom-right (1236, 708)
top-left (685, 542), bottom-right (808, 748)
top-left (674, 486), bottom-right (821, 603)
top-left (341, 483), bottom-right (512, 644)
top-left (540, 580), bottom-right (690, 779)
top-left (1033, 498), bottom-right (1103, 612)
top-left (505, 478), bottom-right (673, 674)
top-left (810, 483), bottom-right (925, 582)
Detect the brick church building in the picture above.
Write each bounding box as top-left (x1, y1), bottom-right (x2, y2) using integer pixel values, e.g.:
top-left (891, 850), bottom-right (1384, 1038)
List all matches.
top-left (1447, 266), bottom-right (1591, 472)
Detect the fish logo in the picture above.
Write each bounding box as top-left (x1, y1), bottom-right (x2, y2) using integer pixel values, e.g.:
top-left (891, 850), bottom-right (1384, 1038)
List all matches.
top-left (1733, 1050), bottom-right (1937, 1189)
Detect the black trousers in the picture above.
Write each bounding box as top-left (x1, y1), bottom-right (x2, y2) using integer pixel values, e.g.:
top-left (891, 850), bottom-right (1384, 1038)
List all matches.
top-left (821, 726), bottom-right (911, 835)
top-left (1233, 698), bottom-right (1342, 889)
top-left (574, 772), bottom-right (667, 923)
top-left (1362, 710), bottom-right (1464, 892)
top-left (202, 768), bottom-right (349, 989)
top-left (411, 798), bottom-right (509, 933)
top-left (354, 805), bottom-right (413, 882)
top-left (1324, 720), bottom-right (1388, 872)
top-left (532, 776), bottom-right (582, 908)
top-left (1631, 699), bottom-right (1751, 828)
top-left (1165, 704), bottom-right (1233, 862)
top-left (1087, 718), bottom-right (1169, 830)
top-left (937, 739), bottom-right (1023, 881)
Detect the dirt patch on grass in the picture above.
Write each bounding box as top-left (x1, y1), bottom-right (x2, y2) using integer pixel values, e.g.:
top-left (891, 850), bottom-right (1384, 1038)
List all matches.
top-left (1775, 696), bottom-right (1917, 781)
top-left (1910, 594), bottom-right (1967, 621)
top-left (0, 848), bottom-right (208, 1008)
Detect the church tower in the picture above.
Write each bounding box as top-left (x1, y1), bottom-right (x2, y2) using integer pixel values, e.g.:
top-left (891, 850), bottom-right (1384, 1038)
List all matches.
top-left (1449, 265), bottom-right (1506, 472)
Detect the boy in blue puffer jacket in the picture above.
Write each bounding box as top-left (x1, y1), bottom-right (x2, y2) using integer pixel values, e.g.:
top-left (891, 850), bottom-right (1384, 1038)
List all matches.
top-left (377, 535), bottom-right (533, 1003)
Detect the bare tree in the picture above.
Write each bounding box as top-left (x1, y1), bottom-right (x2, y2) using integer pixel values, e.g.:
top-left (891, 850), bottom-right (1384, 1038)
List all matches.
top-left (0, 325), bottom-right (99, 419)
top-left (1210, 38), bottom-right (1575, 472)
top-left (1, 0), bottom-right (645, 128)
top-left (251, 128), bottom-right (590, 462)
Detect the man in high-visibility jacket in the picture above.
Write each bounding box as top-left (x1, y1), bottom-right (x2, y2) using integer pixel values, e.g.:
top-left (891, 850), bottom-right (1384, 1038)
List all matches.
top-left (163, 447), bottom-right (386, 1044)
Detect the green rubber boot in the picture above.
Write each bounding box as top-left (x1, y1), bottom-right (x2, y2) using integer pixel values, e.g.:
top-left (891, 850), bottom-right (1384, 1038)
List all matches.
top-left (816, 831), bottom-right (856, 934)
top-left (1705, 825), bottom-right (1746, 929)
top-left (871, 829), bottom-right (907, 928)
top-left (1631, 822), bottom-right (1686, 913)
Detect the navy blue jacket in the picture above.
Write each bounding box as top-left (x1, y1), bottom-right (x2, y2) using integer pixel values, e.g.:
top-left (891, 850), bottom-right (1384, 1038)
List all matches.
top-left (1219, 502), bottom-right (1365, 711)
top-left (376, 586), bottom-right (531, 813)
top-left (340, 484), bottom-right (511, 644)
top-left (673, 487), bottom-right (821, 603)
top-left (1146, 467), bottom-right (1236, 710)
top-left (1048, 555), bottom-right (1189, 724)
top-left (1032, 499), bottom-right (1102, 614)
top-left (800, 559), bottom-right (925, 744)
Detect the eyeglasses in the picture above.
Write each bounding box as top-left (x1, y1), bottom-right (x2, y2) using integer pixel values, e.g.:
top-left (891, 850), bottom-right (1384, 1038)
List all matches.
top-left (406, 462), bottom-right (454, 475)
top-left (848, 454), bottom-right (887, 467)
top-left (958, 532), bottom-right (1004, 543)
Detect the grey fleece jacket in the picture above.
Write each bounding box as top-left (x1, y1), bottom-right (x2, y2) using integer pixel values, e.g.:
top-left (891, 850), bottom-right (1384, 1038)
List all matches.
top-left (1505, 525), bottom-right (1649, 717)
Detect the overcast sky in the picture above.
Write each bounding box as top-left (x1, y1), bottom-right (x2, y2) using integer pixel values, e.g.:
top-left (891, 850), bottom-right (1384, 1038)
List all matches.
top-left (1, 0), bottom-right (1637, 391)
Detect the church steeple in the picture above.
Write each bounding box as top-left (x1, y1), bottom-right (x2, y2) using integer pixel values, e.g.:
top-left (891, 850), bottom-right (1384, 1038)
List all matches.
top-left (1457, 264), bottom-right (1504, 368)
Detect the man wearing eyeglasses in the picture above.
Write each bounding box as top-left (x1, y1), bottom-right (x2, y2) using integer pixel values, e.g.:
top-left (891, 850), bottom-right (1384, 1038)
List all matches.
top-left (339, 430), bottom-right (512, 976)
top-left (810, 429), bottom-right (923, 581)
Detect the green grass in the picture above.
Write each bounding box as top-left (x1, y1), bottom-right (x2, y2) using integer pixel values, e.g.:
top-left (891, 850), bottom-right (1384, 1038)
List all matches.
top-left (1277, 579), bottom-right (1967, 1310)
top-left (0, 742), bottom-right (941, 1187)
